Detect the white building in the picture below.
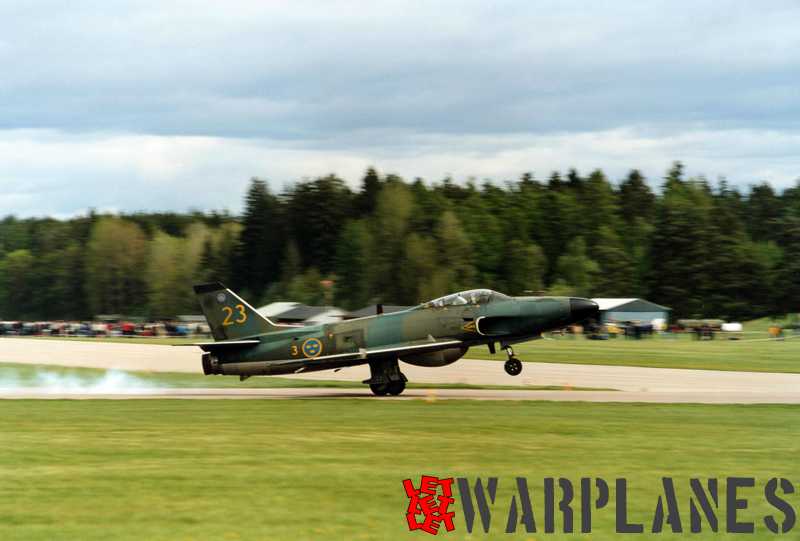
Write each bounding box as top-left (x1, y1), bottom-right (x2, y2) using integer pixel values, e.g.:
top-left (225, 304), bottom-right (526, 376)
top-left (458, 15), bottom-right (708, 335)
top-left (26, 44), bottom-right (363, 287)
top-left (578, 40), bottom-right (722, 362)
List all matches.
top-left (256, 302), bottom-right (346, 326)
top-left (592, 298), bottom-right (671, 325)
top-left (257, 302), bottom-right (300, 319)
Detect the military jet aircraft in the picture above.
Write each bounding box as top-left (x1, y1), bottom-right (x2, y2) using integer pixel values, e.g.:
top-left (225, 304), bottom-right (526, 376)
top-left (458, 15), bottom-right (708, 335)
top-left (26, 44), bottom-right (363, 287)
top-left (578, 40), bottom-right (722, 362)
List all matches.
top-left (189, 282), bottom-right (599, 396)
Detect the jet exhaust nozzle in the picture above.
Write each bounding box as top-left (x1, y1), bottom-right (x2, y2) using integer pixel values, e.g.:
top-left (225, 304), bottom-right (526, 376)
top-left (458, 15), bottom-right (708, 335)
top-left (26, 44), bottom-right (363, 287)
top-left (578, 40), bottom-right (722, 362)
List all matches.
top-left (202, 352), bottom-right (221, 375)
top-left (569, 298), bottom-right (599, 322)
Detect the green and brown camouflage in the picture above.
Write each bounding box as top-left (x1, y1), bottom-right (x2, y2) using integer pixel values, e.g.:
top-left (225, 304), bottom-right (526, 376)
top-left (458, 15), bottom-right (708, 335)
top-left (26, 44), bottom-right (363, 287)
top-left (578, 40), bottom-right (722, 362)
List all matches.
top-left (189, 282), bottom-right (599, 395)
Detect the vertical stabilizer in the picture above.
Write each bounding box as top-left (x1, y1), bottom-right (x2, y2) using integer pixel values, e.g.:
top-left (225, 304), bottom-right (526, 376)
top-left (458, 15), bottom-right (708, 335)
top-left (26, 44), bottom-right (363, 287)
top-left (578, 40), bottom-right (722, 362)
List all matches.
top-left (193, 282), bottom-right (281, 341)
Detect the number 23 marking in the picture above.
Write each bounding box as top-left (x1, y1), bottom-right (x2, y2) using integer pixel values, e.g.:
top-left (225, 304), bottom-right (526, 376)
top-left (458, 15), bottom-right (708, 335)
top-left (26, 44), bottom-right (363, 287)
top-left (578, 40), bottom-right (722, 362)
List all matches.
top-left (222, 304), bottom-right (247, 326)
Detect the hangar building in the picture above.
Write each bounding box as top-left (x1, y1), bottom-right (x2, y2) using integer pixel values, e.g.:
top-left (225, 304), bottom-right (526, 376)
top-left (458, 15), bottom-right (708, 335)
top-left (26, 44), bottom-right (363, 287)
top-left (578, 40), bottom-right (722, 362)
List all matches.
top-left (592, 298), bottom-right (670, 324)
top-left (257, 302), bottom-right (346, 325)
top-left (344, 305), bottom-right (411, 319)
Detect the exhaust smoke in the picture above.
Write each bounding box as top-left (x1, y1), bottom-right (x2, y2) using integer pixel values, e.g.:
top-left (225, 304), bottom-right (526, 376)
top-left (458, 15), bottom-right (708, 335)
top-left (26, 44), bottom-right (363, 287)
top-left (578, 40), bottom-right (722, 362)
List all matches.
top-left (0, 365), bottom-right (163, 395)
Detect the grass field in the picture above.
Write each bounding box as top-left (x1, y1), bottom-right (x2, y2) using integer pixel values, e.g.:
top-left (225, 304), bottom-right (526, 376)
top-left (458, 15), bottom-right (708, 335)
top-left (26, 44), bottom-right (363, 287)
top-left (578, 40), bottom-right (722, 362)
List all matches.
top-left (470, 334), bottom-right (800, 373)
top-left (0, 400), bottom-right (796, 540)
top-left (739, 316), bottom-right (799, 333)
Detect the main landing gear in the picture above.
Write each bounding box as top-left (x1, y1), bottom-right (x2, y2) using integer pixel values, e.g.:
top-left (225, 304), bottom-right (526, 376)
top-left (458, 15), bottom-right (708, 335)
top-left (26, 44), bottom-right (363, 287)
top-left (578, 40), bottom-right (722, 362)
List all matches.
top-left (369, 380), bottom-right (406, 396)
top-left (503, 346), bottom-right (523, 376)
top-left (364, 358), bottom-right (407, 396)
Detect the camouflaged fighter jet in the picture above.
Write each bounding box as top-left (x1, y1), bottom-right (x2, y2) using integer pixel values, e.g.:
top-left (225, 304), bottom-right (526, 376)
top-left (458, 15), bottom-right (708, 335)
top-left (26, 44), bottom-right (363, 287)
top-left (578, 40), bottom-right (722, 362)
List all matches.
top-left (189, 282), bottom-right (599, 396)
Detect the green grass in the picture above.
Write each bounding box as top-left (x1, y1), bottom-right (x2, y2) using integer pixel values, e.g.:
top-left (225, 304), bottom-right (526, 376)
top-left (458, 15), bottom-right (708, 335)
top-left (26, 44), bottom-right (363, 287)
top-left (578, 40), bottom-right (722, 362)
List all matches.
top-left (0, 400), bottom-right (796, 540)
top-left (0, 363), bottom-right (606, 392)
top-left (470, 333), bottom-right (800, 373)
top-left (741, 315), bottom-right (799, 333)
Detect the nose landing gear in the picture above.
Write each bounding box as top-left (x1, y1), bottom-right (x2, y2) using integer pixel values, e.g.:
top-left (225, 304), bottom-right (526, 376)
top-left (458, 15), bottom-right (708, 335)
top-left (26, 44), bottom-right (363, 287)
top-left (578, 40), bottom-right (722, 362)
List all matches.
top-left (503, 346), bottom-right (523, 376)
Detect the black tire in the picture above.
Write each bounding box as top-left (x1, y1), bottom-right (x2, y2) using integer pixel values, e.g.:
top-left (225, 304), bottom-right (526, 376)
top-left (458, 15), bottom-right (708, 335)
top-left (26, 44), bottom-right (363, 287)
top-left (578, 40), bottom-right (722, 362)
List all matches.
top-left (504, 358), bottom-right (523, 376)
top-left (387, 380), bottom-right (406, 396)
top-left (370, 383), bottom-right (389, 396)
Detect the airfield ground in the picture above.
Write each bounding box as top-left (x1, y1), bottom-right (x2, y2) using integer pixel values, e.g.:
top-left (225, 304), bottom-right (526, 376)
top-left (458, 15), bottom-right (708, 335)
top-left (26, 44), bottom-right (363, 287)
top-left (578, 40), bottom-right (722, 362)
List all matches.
top-left (0, 362), bottom-right (609, 392)
top-left (0, 337), bottom-right (798, 540)
top-left (1, 400), bottom-right (797, 541)
top-left (476, 333), bottom-right (800, 373)
top-left (11, 331), bottom-right (800, 373)
top-left (2, 338), bottom-right (800, 403)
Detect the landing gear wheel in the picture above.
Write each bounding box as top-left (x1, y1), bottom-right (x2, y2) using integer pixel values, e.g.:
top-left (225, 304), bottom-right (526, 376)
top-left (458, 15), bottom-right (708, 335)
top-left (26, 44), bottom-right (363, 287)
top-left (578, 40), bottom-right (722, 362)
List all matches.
top-left (370, 383), bottom-right (389, 396)
top-left (504, 358), bottom-right (523, 376)
top-left (387, 380), bottom-right (406, 396)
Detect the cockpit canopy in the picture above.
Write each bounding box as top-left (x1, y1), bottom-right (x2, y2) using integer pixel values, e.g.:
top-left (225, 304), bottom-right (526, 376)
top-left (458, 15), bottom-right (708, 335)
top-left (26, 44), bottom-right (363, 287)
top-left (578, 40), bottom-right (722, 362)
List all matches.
top-left (422, 289), bottom-right (504, 308)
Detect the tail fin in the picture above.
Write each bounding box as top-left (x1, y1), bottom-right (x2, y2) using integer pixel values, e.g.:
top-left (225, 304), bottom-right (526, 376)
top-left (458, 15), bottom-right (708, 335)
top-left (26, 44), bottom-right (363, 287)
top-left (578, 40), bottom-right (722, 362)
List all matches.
top-left (193, 282), bottom-right (281, 341)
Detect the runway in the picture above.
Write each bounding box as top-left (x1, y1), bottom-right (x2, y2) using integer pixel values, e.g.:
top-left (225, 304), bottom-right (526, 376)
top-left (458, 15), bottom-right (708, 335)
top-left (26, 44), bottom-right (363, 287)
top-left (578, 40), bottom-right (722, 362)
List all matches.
top-left (2, 338), bottom-right (799, 403)
top-left (2, 387), bottom-right (799, 403)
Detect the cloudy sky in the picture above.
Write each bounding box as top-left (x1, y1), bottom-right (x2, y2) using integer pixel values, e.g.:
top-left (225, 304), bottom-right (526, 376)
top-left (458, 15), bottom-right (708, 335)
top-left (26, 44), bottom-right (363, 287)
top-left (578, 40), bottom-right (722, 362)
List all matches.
top-left (1, 1), bottom-right (799, 216)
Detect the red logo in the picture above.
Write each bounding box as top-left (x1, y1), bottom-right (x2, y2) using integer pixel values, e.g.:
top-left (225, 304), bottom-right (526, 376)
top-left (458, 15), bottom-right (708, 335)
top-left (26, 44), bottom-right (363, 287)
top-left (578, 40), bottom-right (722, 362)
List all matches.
top-left (403, 475), bottom-right (456, 535)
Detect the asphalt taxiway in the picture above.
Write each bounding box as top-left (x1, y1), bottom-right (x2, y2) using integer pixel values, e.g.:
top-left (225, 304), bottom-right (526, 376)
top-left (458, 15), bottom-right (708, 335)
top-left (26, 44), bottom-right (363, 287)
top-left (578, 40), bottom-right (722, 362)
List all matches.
top-left (1, 338), bottom-right (798, 403)
top-left (2, 387), bottom-right (798, 403)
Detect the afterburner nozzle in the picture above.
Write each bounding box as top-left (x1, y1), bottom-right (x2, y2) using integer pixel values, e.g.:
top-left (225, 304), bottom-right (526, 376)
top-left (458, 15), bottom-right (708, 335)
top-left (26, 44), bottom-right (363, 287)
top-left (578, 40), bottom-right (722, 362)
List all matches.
top-left (569, 298), bottom-right (599, 322)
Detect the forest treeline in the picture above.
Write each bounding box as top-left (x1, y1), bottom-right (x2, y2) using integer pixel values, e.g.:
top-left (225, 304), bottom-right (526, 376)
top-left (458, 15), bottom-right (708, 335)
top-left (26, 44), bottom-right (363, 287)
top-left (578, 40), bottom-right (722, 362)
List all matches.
top-left (1, 162), bottom-right (799, 321)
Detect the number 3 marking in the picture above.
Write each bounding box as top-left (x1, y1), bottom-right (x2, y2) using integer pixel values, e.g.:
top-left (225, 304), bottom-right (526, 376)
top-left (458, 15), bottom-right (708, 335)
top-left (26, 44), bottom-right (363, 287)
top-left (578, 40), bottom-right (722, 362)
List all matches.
top-left (222, 304), bottom-right (247, 326)
top-left (290, 345), bottom-right (299, 356)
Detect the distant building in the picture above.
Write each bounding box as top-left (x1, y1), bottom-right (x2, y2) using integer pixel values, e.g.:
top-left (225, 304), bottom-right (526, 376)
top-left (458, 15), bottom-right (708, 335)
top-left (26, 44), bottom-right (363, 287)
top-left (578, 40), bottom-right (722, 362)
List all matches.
top-left (257, 302), bottom-right (301, 319)
top-left (592, 298), bottom-right (671, 324)
top-left (176, 315), bottom-right (206, 324)
top-left (257, 302), bottom-right (346, 325)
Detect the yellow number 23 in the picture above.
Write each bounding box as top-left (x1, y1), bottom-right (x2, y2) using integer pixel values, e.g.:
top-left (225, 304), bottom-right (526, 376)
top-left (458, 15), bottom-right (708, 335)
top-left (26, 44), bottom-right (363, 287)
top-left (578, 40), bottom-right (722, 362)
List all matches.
top-left (222, 304), bottom-right (247, 326)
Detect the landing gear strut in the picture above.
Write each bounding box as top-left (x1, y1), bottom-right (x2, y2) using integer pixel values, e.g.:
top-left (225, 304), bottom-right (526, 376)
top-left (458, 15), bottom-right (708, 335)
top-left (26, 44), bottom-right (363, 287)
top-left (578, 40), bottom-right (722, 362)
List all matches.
top-left (364, 358), bottom-right (407, 396)
top-left (503, 346), bottom-right (523, 376)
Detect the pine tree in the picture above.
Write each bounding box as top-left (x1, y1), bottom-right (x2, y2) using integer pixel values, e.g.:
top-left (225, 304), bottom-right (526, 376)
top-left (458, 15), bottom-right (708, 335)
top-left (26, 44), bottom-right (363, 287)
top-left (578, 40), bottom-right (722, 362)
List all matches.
top-left (370, 182), bottom-right (414, 302)
top-left (0, 250), bottom-right (36, 319)
top-left (85, 217), bottom-right (148, 315)
top-left (618, 169), bottom-right (655, 224)
top-left (539, 184), bottom-right (583, 285)
top-left (403, 233), bottom-right (441, 303)
top-left (333, 221), bottom-right (371, 309)
top-left (648, 176), bottom-right (714, 318)
top-left (776, 213), bottom-right (800, 316)
top-left (591, 226), bottom-right (635, 297)
top-left (703, 184), bottom-right (766, 320)
top-left (459, 190), bottom-right (505, 288)
top-left (504, 240), bottom-right (546, 295)
top-left (357, 167), bottom-right (382, 215)
top-left (436, 211), bottom-right (476, 292)
top-left (198, 238), bottom-right (217, 283)
top-left (234, 178), bottom-right (284, 298)
top-left (553, 237), bottom-right (599, 297)
top-left (746, 183), bottom-right (783, 242)
top-left (285, 175), bottom-right (353, 273)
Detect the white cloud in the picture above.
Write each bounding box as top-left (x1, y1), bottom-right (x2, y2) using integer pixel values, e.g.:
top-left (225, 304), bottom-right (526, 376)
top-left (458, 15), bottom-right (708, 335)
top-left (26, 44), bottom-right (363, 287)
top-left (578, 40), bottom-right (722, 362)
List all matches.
top-left (2, 1), bottom-right (800, 137)
top-left (1, 127), bottom-right (798, 217)
top-left (0, 1), bottom-right (798, 215)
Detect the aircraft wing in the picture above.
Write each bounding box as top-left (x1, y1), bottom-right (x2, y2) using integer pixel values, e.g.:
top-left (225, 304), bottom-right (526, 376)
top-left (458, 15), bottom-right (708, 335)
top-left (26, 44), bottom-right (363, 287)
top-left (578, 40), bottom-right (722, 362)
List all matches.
top-left (183, 336), bottom-right (465, 376)
top-left (258, 338), bottom-right (463, 368)
top-left (244, 337), bottom-right (461, 367)
top-left (364, 338), bottom-right (464, 358)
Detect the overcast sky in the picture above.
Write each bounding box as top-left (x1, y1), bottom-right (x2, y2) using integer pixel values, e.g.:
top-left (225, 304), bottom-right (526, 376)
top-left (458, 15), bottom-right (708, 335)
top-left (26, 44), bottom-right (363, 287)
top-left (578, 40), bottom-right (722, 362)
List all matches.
top-left (1, 1), bottom-right (799, 216)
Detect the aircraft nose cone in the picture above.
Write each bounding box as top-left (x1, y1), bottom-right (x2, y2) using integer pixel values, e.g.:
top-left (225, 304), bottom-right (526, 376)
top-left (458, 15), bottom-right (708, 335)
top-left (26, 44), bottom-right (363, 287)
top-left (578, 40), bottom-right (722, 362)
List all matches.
top-left (569, 298), bottom-right (599, 322)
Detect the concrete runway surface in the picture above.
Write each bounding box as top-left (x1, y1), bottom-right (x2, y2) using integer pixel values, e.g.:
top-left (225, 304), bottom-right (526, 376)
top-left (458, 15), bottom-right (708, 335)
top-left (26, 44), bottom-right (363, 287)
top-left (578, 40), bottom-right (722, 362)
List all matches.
top-left (2, 387), bottom-right (800, 403)
top-left (1, 338), bottom-right (799, 403)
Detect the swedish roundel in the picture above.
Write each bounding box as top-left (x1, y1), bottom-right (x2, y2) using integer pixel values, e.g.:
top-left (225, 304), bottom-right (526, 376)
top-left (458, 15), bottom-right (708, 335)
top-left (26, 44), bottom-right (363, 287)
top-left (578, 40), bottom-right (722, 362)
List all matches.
top-left (302, 338), bottom-right (323, 358)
